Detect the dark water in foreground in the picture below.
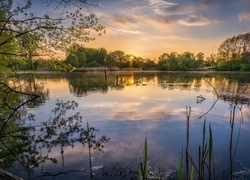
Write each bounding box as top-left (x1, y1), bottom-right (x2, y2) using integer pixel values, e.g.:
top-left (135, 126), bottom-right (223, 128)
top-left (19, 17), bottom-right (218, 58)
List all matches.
top-left (4, 72), bottom-right (250, 179)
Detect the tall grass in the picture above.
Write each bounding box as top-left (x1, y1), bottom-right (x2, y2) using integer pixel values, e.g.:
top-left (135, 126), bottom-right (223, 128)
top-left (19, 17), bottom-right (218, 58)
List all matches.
top-left (137, 104), bottom-right (247, 179)
top-left (178, 107), bottom-right (214, 180)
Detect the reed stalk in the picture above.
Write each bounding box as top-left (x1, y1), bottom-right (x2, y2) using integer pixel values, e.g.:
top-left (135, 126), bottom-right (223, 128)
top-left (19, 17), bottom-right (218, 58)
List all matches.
top-left (186, 106), bottom-right (191, 180)
top-left (138, 137), bottom-right (148, 180)
top-left (182, 106), bottom-right (214, 180)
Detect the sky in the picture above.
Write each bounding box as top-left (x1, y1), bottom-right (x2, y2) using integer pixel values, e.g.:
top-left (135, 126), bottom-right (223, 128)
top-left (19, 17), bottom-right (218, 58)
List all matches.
top-left (16, 0), bottom-right (250, 59)
top-left (81, 0), bottom-right (250, 59)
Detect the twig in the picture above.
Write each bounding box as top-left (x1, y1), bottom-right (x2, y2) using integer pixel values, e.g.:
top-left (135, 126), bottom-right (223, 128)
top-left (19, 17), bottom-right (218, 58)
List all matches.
top-left (37, 169), bottom-right (88, 177)
top-left (0, 168), bottom-right (23, 180)
top-left (198, 78), bottom-right (219, 120)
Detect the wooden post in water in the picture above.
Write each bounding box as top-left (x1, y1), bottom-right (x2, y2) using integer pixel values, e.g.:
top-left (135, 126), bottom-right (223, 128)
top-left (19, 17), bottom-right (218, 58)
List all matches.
top-left (104, 67), bottom-right (107, 82)
top-left (104, 58), bottom-right (107, 82)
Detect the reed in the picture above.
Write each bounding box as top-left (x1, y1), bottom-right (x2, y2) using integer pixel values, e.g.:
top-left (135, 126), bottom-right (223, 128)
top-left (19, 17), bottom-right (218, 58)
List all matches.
top-left (178, 154), bottom-right (184, 180)
top-left (179, 106), bottom-right (215, 180)
top-left (39, 148), bottom-right (43, 173)
top-left (137, 137), bottom-right (148, 180)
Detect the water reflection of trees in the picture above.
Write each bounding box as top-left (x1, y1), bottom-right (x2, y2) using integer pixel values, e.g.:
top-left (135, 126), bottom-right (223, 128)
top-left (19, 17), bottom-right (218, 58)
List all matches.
top-left (0, 81), bottom-right (41, 171)
top-left (203, 73), bottom-right (250, 106)
top-left (8, 74), bottom-right (50, 107)
top-left (13, 73), bottom-right (250, 101)
top-left (158, 73), bottom-right (250, 102)
top-left (34, 100), bottom-right (110, 179)
top-left (0, 76), bottom-right (110, 179)
top-left (67, 74), bottom-right (109, 97)
top-left (158, 72), bottom-right (205, 91)
top-left (66, 73), bottom-right (158, 97)
top-left (1, 98), bottom-right (109, 179)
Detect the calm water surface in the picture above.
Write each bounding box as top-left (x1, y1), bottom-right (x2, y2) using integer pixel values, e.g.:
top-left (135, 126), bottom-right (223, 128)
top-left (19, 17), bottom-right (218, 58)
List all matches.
top-left (8, 72), bottom-right (250, 179)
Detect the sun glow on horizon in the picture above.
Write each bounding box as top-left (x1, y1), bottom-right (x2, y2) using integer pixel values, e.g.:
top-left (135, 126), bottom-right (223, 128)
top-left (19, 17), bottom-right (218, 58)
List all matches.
top-left (83, 0), bottom-right (249, 59)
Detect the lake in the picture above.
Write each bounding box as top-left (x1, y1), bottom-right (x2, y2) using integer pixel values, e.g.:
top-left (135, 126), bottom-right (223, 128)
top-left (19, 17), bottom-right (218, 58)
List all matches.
top-left (4, 71), bottom-right (250, 179)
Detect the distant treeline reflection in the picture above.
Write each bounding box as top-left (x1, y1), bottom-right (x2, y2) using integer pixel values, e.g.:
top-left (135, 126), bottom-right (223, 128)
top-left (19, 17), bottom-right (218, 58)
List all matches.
top-left (15, 72), bottom-right (250, 103)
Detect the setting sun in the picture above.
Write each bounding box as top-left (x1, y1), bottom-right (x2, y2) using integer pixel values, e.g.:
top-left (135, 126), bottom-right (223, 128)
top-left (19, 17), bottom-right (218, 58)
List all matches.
top-left (84, 0), bottom-right (250, 59)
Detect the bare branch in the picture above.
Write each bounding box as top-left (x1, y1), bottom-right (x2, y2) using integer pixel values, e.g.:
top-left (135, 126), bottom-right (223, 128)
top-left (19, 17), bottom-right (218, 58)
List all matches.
top-left (0, 26), bottom-right (56, 47)
top-left (197, 78), bottom-right (219, 120)
top-left (0, 14), bottom-right (13, 36)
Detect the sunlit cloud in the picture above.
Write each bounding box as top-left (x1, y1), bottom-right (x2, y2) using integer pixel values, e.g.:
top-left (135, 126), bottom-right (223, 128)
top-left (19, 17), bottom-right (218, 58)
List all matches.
top-left (82, 102), bottom-right (142, 108)
top-left (148, 0), bottom-right (178, 15)
top-left (178, 15), bottom-right (219, 26)
top-left (148, 0), bottom-right (177, 6)
top-left (110, 104), bottom-right (180, 121)
top-left (238, 11), bottom-right (250, 22)
top-left (152, 35), bottom-right (188, 41)
top-left (110, 27), bottom-right (144, 35)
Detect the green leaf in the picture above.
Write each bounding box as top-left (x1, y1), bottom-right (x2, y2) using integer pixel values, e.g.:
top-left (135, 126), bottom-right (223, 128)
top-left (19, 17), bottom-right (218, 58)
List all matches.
top-left (137, 152), bottom-right (141, 180)
top-left (209, 124), bottom-right (213, 161)
top-left (143, 137), bottom-right (148, 179)
top-left (178, 154), bottom-right (183, 180)
top-left (190, 164), bottom-right (194, 180)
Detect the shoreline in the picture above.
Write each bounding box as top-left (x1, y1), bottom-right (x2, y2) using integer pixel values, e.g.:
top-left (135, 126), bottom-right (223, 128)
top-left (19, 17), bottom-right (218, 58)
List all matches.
top-left (15, 69), bottom-right (250, 75)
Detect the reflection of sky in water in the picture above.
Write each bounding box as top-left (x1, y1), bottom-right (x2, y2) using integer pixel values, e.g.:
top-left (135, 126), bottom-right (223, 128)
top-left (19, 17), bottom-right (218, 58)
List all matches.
top-left (20, 73), bottom-right (250, 179)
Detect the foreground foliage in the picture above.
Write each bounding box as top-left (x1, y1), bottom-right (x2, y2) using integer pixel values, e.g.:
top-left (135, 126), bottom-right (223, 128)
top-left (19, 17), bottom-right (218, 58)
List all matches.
top-left (0, 0), bottom-right (104, 73)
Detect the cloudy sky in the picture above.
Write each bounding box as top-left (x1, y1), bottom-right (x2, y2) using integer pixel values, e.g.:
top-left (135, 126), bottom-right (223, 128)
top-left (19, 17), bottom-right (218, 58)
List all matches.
top-left (81, 0), bottom-right (250, 59)
top-left (26, 0), bottom-right (250, 59)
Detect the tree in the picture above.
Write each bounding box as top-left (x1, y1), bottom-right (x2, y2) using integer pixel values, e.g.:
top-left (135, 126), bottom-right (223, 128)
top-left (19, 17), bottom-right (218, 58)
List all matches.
top-left (195, 52), bottom-right (204, 68)
top-left (218, 33), bottom-right (250, 58)
top-left (48, 60), bottom-right (76, 72)
top-left (87, 60), bottom-right (101, 67)
top-left (95, 48), bottom-right (108, 65)
top-left (158, 51), bottom-right (202, 71)
top-left (217, 32), bottom-right (250, 70)
top-left (76, 51), bottom-right (87, 67)
top-left (178, 52), bottom-right (196, 70)
top-left (65, 44), bottom-right (108, 68)
top-left (241, 51), bottom-right (250, 64)
top-left (144, 58), bottom-right (157, 69)
top-left (65, 54), bottom-right (79, 67)
top-left (229, 53), bottom-right (241, 70)
top-left (84, 47), bottom-right (98, 65)
top-left (19, 32), bottom-right (40, 70)
top-left (0, 0), bottom-right (105, 73)
top-left (206, 53), bottom-right (217, 69)
top-left (65, 43), bottom-right (87, 68)
top-left (134, 56), bottom-right (145, 68)
top-left (106, 50), bottom-right (126, 68)
top-left (166, 52), bottom-right (178, 70)
top-left (158, 52), bottom-right (179, 70)
top-left (196, 52), bottom-right (204, 61)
